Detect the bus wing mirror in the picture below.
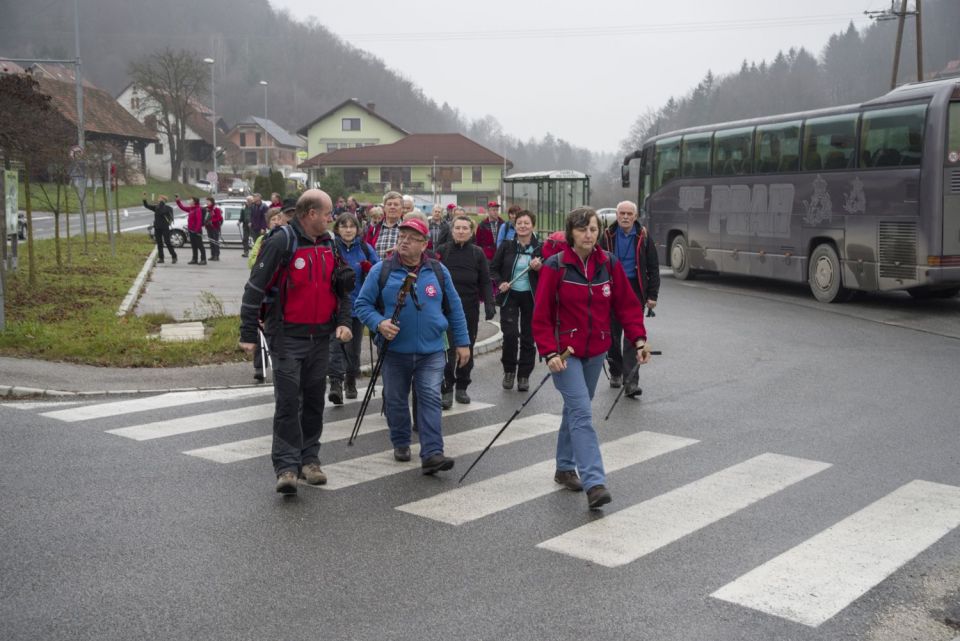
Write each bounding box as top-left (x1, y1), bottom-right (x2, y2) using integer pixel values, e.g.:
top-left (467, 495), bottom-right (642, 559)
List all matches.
top-left (621, 165), bottom-right (631, 188)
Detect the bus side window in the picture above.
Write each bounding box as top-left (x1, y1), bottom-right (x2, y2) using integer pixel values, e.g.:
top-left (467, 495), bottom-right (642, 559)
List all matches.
top-left (757, 121), bottom-right (801, 174)
top-left (653, 136), bottom-right (681, 191)
top-left (860, 104), bottom-right (927, 170)
top-left (713, 127), bottom-right (753, 177)
top-left (803, 113), bottom-right (858, 172)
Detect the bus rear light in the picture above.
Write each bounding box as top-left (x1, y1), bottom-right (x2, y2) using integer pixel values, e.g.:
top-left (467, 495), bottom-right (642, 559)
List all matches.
top-left (927, 255), bottom-right (960, 266)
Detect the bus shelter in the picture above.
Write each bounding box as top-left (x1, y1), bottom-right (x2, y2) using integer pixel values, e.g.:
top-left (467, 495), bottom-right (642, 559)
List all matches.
top-left (502, 170), bottom-right (590, 233)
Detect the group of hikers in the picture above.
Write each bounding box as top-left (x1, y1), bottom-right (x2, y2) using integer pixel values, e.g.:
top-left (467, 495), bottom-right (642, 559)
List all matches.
top-left (229, 187), bottom-right (660, 510)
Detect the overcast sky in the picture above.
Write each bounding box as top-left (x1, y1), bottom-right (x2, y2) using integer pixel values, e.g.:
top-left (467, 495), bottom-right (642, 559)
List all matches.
top-left (269, 0), bottom-right (882, 153)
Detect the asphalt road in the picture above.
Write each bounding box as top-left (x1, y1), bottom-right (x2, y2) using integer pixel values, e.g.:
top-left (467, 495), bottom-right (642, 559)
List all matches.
top-left (2, 273), bottom-right (959, 641)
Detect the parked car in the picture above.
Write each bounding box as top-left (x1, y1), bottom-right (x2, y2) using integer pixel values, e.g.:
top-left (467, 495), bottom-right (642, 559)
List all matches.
top-left (147, 198), bottom-right (252, 250)
top-left (596, 207), bottom-right (618, 229)
top-left (227, 179), bottom-right (249, 197)
top-left (191, 179), bottom-right (216, 193)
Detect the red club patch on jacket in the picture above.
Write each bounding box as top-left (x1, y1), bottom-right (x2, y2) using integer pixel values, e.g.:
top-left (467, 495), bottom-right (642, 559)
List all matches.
top-left (602, 283), bottom-right (611, 297)
top-left (425, 284), bottom-right (438, 297)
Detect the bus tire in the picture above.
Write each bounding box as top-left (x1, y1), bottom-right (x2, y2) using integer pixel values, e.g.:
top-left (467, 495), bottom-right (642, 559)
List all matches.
top-left (808, 243), bottom-right (851, 303)
top-left (670, 235), bottom-right (694, 281)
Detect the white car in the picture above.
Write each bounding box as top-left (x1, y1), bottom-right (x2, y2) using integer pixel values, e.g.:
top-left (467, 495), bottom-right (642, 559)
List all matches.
top-left (191, 179), bottom-right (216, 193)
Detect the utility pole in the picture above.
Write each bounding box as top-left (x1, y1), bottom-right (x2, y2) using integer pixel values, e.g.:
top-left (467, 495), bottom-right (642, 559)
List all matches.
top-left (866, 0), bottom-right (923, 89)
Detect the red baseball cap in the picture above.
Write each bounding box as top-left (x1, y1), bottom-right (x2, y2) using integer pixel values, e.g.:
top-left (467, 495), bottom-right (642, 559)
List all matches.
top-left (487, 201), bottom-right (500, 208)
top-left (398, 218), bottom-right (428, 237)
top-left (446, 203), bottom-right (456, 210)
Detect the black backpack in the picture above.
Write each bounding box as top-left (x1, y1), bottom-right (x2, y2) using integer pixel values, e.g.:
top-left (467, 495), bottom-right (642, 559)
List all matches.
top-left (375, 255), bottom-right (450, 317)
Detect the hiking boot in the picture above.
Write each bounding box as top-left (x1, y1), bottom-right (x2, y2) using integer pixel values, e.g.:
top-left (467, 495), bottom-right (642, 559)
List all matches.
top-left (187, 260), bottom-right (198, 265)
top-left (455, 389), bottom-right (471, 404)
top-left (328, 380), bottom-right (344, 405)
top-left (554, 469), bottom-right (583, 492)
top-left (300, 462), bottom-right (327, 485)
top-left (199, 260), bottom-right (207, 265)
top-left (242, 251), bottom-right (249, 257)
top-left (157, 258), bottom-right (165, 264)
top-left (586, 485), bottom-right (612, 510)
top-left (609, 374), bottom-right (622, 388)
top-left (275, 471), bottom-right (298, 495)
top-left (502, 372), bottom-right (515, 390)
top-left (624, 382), bottom-right (642, 398)
top-left (344, 375), bottom-right (358, 399)
top-left (393, 446), bottom-right (411, 462)
top-left (441, 390), bottom-right (454, 410)
top-left (253, 371), bottom-right (265, 383)
top-left (171, 255), bottom-right (177, 264)
top-left (421, 454), bottom-right (455, 475)
top-left (516, 377), bottom-right (529, 392)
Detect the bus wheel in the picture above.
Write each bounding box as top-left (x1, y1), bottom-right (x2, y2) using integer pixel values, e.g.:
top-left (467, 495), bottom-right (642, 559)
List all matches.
top-left (808, 243), bottom-right (851, 303)
top-left (670, 235), bottom-right (693, 280)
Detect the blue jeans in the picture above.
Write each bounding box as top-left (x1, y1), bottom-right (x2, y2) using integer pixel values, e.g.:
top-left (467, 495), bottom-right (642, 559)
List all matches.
top-left (381, 350), bottom-right (446, 460)
top-left (552, 354), bottom-right (606, 491)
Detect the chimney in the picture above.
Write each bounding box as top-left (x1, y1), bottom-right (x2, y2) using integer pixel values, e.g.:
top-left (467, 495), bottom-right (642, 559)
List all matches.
top-left (366, 102), bottom-right (376, 112)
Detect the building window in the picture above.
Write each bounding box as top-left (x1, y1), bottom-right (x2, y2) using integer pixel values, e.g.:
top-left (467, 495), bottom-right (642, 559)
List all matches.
top-left (244, 151), bottom-right (257, 165)
top-left (327, 143), bottom-right (339, 152)
top-left (240, 133), bottom-right (246, 147)
top-left (154, 143), bottom-right (164, 155)
top-left (472, 166), bottom-right (482, 183)
top-left (255, 133), bottom-right (262, 147)
top-left (342, 118), bottom-right (361, 131)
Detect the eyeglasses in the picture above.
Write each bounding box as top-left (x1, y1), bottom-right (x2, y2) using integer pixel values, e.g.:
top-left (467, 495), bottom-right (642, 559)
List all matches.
top-left (398, 232), bottom-right (426, 243)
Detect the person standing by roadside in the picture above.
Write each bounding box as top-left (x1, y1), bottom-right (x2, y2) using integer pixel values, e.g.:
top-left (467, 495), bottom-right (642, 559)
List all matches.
top-left (475, 201), bottom-right (503, 262)
top-left (532, 207), bottom-right (651, 510)
top-left (364, 191), bottom-right (404, 259)
top-left (354, 217), bottom-right (470, 475)
top-left (328, 212), bottom-right (380, 400)
top-left (492, 210), bottom-right (542, 392)
top-left (239, 195), bottom-right (255, 257)
top-left (143, 192), bottom-right (177, 264)
top-left (203, 196), bottom-right (223, 261)
top-left (598, 200), bottom-right (659, 396)
top-left (175, 195), bottom-right (206, 265)
top-left (251, 193), bottom-right (268, 239)
top-left (435, 215), bottom-right (494, 408)
top-left (238, 189), bottom-right (354, 495)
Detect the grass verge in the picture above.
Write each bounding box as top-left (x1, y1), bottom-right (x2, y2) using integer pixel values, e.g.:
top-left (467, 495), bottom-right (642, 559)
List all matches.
top-left (0, 235), bottom-right (244, 367)
top-left (18, 180), bottom-right (212, 212)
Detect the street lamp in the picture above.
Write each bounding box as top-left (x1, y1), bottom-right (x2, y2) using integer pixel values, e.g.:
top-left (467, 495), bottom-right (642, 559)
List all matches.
top-left (259, 80), bottom-right (268, 120)
top-left (204, 57), bottom-right (217, 191)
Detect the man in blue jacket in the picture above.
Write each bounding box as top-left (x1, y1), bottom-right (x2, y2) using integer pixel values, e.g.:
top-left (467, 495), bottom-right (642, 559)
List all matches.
top-left (355, 218), bottom-right (471, 474)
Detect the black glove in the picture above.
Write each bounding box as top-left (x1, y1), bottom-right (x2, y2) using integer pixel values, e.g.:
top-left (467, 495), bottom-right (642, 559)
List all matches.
top-left (484, 302), bottom-right (496, 321)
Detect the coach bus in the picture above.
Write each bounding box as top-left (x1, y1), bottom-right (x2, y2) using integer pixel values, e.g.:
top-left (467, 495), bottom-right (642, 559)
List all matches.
top-left (621, 77), bottom-right (960, 302)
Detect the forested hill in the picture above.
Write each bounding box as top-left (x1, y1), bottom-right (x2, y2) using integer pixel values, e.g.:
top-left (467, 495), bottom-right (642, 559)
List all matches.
top-left (0, 0), bottom-right (596, 173)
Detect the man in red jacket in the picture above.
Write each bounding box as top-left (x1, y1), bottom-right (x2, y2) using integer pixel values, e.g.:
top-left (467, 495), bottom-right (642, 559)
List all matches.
top-left (475, 201), bottom-right (503, 262)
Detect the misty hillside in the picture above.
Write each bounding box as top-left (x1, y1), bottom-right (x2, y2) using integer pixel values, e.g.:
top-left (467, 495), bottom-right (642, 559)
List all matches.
top-left (0, 0), bottom-right (596, 174)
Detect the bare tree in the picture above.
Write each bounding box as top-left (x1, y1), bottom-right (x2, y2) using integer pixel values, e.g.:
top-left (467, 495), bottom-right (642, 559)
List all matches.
top-left (129, 49), bottom-right (208, 182)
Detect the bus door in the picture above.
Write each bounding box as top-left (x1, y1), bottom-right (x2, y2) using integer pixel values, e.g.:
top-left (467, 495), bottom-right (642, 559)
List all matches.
top-left (944, 101), bottom-right (960, 257)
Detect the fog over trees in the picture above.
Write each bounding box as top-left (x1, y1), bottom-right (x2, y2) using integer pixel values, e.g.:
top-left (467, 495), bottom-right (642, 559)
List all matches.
top-left (3, 0), bottom-right (958, 206)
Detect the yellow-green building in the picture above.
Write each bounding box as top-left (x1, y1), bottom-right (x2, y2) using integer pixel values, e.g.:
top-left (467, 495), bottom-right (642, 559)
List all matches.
top-left (297, 99), bottom-right (408, 160)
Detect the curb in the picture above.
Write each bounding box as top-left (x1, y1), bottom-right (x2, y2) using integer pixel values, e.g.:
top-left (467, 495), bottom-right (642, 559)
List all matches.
top-left (1, 323), bottom-right (505, 399)
top-left (117, 247), bottom-right (158, 316)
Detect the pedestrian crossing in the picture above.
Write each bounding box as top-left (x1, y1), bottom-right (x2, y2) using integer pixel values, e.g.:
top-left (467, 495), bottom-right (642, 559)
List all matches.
top-left (7, 388), bottom-right (960, 629)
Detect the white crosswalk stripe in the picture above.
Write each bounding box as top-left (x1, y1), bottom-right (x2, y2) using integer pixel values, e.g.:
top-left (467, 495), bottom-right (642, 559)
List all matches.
top-left (41, 387), bottom-right (276, 422)
top-left (2, 400), bottom-right (84, 410)
top-left (106, 387), bottom-right (381, 441)
top-left (313, 413), bottom-right (560, 491)
top-left (711, 479), bottom-right (960, 627)
top-left (536, 453), bottom-right (831, 568)
top-left (396, 431), bottom-right (698, 525)
top-left (183, 401), bottom-right (493, 462)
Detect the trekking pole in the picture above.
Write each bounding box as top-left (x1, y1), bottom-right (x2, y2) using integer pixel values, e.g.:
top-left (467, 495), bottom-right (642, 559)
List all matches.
top-left (459, 347), bottom-right (573, 484)
top-left (348, 271), bottom-right (418, 445)
top-left (603, 349), bottom-right (663, 421)
top-left (367, 331), bottom-right (376, 397)
top-left (258, 328), bottom-right (272, 380)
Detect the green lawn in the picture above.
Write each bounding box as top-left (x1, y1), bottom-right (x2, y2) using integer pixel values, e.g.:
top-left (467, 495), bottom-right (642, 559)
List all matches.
top-left (0, 234), bottom-right (244, 367)
top-left (18, 180), bottom-right (212, 212)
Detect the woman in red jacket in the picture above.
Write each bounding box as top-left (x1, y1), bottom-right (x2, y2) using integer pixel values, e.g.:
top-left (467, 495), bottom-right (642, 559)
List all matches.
top-left (532, 207), bottom-right (652, 510)
top-left (203, 196), bottom-right (224, 261)
top-left (175, 195), bottom-right (206, 265)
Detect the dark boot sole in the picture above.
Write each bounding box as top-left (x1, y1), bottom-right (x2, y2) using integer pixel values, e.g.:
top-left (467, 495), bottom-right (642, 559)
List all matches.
top-left (588, 493), bottom-right (612, 509)
top-left (275, 482), bottom-right (298, 495)
top-left (422, 459), bottom-right (455, 475)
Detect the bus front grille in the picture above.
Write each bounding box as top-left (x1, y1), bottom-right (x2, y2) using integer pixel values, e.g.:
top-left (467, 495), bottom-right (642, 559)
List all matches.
top-left (878, 222), bottom-right (917, 279)
top-left (950, 170), bottom-right (960, 194)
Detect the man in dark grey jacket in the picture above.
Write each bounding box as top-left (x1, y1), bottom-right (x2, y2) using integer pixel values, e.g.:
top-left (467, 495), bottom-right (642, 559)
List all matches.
top-left (143, 192), bottom-right (177, 264)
